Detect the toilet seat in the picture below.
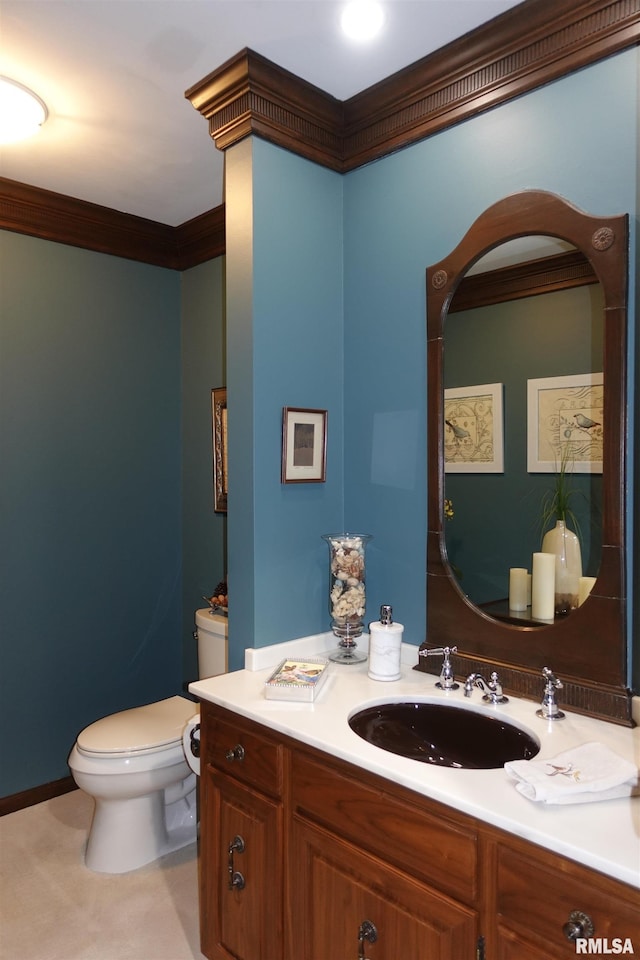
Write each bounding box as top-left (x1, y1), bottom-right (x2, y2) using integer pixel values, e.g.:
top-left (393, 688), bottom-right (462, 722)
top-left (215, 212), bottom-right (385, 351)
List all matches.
top-left (76, 695), bottom-right (198, 759)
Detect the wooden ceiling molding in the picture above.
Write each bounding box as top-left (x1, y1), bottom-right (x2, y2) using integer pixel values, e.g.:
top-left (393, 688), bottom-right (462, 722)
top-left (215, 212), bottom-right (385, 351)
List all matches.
top-left (2, 0), bottom-right (638, 265)
top-left (0, 177), bottom-right (225, 270)
top-left (449, 250), bottom-right (598, 314)
top-left (187, 0), bottom-right (640, 173)
top-left (185, 48), bottom-right (345, 171)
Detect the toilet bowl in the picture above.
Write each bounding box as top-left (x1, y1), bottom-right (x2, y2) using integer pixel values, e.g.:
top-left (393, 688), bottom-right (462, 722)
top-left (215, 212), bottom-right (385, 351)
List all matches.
top-left (68, 610), bottom-right (227, 873)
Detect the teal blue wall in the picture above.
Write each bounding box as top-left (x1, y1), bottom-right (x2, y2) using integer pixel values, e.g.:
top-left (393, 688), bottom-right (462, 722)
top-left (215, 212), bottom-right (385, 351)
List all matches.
top-left (181, 257), bottom-right (226, 684)
top-left (342, 50), bottom-right (637, 664)
top-left (0, 233), bottom-right (226, 796)
top-left (225, 138), bottom-right (345, 668)
top-left (225, 50), bottom-right (638, 684)
top-left (0, 233), bottom-right (181, 794)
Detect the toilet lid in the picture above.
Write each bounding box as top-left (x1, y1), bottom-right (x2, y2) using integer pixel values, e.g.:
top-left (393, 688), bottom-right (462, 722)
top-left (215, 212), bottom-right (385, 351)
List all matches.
top-left (77, 696), bottom-right (199, 756)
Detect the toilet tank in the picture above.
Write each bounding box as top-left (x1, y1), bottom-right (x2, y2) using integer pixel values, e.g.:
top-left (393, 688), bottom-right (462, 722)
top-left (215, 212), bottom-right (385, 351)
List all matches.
top-left (195, 608), bottom-right (228, 678)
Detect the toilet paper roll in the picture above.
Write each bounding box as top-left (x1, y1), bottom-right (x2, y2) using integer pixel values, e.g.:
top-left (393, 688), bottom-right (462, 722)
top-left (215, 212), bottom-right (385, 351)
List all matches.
top-left (183, 714), bottom-right (201, 777)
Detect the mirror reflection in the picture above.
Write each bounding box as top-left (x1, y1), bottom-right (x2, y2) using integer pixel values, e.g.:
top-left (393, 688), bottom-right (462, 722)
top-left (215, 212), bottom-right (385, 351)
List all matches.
top-left (443, 238), bottom-right (603, 625)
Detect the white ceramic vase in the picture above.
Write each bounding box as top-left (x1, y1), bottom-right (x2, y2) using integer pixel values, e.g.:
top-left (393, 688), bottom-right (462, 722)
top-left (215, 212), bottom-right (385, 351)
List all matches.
top-left (541, 519), bottom-right (582, 615)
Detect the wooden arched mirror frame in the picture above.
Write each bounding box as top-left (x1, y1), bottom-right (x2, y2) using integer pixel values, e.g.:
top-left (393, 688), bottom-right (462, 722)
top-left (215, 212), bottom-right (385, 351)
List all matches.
top-left (418, 191), bottom-right (631, 724)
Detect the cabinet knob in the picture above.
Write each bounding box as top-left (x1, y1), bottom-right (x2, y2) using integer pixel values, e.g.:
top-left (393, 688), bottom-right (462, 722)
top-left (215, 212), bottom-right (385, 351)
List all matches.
top-left (357, 920), bottom-right (378, 960)
top-left (225, 744), bottom-right (245, 762)
top-left (562, 910), bottom-right (594, 941)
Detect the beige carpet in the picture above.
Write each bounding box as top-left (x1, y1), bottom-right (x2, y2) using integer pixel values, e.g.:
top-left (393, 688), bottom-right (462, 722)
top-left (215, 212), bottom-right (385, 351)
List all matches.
top-left (0, 790), bottom-right (207, 960)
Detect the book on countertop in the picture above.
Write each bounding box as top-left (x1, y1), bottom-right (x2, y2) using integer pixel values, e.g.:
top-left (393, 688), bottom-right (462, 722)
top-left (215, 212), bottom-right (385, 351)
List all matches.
top-left (264, 657), bottom-right (330, 702)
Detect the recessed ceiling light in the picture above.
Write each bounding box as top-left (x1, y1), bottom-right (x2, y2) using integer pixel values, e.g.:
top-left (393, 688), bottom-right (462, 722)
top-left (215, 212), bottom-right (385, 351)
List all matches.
top-left (341, 1), bottom-right (385, 43)
top-left (0, 77), bottom-right (48, 145)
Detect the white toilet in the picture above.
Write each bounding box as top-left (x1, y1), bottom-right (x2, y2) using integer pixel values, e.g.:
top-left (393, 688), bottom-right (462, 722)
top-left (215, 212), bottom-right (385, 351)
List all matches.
top-left (68, 609), bottom-right (227, 874)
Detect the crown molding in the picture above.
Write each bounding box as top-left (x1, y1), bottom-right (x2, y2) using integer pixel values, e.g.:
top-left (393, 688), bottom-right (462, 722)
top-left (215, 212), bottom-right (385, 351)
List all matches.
top-left (174, 205), bottom-right (226, 269)
top-left (187, 0), bottom-right (639, 171)
top-left (0, 177), bottom-right (225, 270)
top-left (3, 0), bottom-right (637, 265)
top-left (342, 0), bottom-right (640, 169)
top-left (185, 48), bottom-right (345, 171)
top-left (449, 250), bottom-right (598, 313)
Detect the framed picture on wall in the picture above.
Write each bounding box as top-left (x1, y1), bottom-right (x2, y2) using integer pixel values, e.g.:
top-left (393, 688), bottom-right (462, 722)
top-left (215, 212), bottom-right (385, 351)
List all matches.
top-left (444, 382), bottom-right (504, 473)
top-left (211, 387), bottom-right (228, 512)
top-left (527, 372), bottom-right (603, 473)
top-left (281, 407), bottom-right (327, 483)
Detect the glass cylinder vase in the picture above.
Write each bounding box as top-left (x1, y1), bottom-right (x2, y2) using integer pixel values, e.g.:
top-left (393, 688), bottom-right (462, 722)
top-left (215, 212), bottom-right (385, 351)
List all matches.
top-left (541, 519), bottom-right (582, 616)
top-left (321, 533), bottom-right (372, 663)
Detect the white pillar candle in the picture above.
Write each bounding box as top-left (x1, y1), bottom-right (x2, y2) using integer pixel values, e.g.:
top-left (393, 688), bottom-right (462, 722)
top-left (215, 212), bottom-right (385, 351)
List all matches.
top-left (531, 552), bottom-right (555, 621)
top-left (509, 567), bottom-right (529, 611)
top-left (578, 576), bottom-right (597, 606)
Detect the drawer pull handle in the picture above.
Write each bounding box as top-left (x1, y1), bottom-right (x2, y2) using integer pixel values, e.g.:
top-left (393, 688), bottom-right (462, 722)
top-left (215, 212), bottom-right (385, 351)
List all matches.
top-left (563, 910), bottom-right (594, 941)
top-left (227, 835), bottom-right (245, 891)
top-left (225, 744), bottom-right (245, 762)
top-left (357, 920), bottom-right (378, 960)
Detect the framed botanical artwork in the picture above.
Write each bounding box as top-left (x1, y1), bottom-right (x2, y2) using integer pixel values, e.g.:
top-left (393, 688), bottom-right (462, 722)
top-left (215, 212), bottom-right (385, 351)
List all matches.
top-left (281, 407), bottom-right (327, 483)
top-left (527, 373), bottom-right (603, 473)
top-left (211, 387), bottom-right (228, 512)
top-left (444, 382), bottom-right (504, 473)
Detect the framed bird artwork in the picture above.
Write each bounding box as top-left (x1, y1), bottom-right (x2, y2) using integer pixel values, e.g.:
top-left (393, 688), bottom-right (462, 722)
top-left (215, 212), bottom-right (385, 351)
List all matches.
top-left (527, 372), bottom-right (603, 473)
top-left (444, 382), bottom-right (504, 473)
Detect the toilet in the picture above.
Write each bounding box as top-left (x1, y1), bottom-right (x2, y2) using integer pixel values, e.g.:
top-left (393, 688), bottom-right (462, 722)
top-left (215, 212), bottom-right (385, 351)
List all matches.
top-left (68, 609), bottom-right (227, 874)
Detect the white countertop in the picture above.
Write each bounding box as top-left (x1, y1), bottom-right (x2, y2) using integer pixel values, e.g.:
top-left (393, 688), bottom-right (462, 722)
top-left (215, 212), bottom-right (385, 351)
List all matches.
top-left (190, 637), bottom-right (640, 889)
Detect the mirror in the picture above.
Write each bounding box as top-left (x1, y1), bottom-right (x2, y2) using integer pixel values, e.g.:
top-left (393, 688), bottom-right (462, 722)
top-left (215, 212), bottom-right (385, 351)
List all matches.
top-left (444, 240), bottom-right (603, 613)
top-left (420, 191), bottom-right (631, 724)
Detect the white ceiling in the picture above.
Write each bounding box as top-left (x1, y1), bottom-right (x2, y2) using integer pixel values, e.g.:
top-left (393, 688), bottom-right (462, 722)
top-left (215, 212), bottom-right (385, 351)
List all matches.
top-left (1, 0), bottom-right (522, 226)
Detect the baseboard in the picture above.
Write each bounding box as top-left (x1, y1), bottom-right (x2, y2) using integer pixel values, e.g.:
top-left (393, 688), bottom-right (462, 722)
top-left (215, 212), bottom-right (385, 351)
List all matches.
top-left (0, 776), bottom-right (77, 817)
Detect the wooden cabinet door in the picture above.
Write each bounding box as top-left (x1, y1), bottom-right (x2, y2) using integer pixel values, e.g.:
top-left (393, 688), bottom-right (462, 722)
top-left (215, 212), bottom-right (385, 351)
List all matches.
top-left (289, 818), bottom-right (478, 960)
top-left (495, 924), bottom-right (566, 960)
top-left (200, 767), bottom-right (283, 960)
top-left (494, 837), bottom-right (640, 960)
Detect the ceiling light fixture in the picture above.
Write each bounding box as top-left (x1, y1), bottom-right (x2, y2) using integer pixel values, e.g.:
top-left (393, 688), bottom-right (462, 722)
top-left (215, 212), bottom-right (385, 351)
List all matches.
top-left (341, 1), bottom-right (385, 42)
top-left (0, 76), bottom-right (48, 145)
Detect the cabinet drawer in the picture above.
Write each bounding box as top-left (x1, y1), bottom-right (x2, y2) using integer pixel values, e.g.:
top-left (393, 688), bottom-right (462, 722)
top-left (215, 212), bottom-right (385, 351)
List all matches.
top-left (202, 704), bottom-right (283, 800)
top-left (291, 750), bottom-right (478, 904)
top-left (496, 843), bottom-right (640, 957)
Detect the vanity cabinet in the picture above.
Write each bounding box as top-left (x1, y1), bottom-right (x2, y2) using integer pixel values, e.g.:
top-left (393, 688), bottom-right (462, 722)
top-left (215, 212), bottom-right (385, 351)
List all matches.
top-left (199, 703), bottom-right (284, 960)
top-left (198, 703), bottom-right (639, 960)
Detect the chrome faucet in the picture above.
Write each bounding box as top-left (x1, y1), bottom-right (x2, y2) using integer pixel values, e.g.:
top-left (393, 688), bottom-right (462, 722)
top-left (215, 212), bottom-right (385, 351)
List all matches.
top-left (464, 671), bottom-right (508, 704)
top-left (536, 666), bottom-right (565, 720)
top-left (419, 645), bottom-right (459, 690)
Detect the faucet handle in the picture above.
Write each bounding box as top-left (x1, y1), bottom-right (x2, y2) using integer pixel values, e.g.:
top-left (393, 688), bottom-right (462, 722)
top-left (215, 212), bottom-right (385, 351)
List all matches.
top-left (419, 646), bottom-right (459, 690)
top-left (541, 666), bottom-right (563, 689)
top-left (536, 666), bottom-right (565, 720)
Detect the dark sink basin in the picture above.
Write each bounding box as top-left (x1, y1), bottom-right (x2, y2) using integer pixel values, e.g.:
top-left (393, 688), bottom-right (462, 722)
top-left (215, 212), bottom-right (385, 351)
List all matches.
top-left (349, 701), bottom-right (539, 769)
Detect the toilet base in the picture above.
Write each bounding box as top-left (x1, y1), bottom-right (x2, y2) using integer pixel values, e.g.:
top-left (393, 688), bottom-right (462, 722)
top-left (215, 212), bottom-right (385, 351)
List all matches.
top-left (84, 777), bottom-right (197, 874)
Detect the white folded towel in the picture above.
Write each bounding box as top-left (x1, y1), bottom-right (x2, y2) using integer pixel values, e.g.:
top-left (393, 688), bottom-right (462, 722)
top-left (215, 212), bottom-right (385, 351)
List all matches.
top-left (504, 742), bottom-right (638, 804)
